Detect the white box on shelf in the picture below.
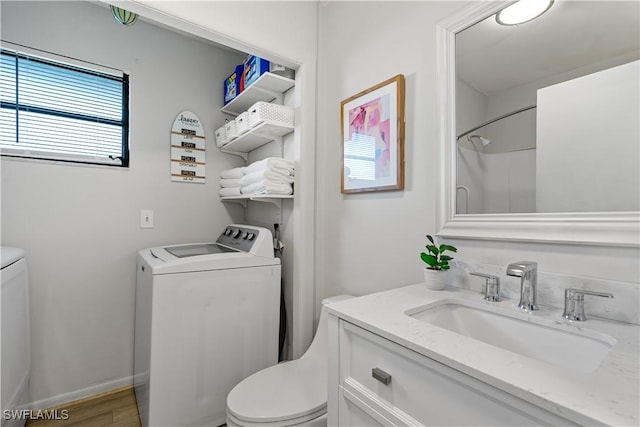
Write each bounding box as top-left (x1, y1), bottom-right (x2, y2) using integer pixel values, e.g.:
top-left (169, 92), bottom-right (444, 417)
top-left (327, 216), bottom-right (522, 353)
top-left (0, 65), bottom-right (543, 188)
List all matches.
top-left (247, 102), bottom-right (294, 129)
top-left (215, 125), bottom-right (228, 147)
top-left (224, 119), bottom-right (240, 141)
top-left (235, 112), bottom-right (251, 135)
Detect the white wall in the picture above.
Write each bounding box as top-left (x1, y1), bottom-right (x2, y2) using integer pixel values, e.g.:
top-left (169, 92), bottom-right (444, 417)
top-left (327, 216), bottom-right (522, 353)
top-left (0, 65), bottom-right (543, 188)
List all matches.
top-left (456, 78), bottom-right (487, 142)
top-left (0, 0), bottom-right (246, 406)
top-left (132, 0), bottom-right (318, 67)
top-left (316, 1), bottom-right (469, 302)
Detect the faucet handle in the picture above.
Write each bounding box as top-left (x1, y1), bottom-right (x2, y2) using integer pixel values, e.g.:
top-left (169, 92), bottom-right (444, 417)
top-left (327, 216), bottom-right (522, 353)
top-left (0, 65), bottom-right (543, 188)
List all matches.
top-left (562, 288), bottom-right (614, 321)
top-left (470, 272), bottom-right (501, 302)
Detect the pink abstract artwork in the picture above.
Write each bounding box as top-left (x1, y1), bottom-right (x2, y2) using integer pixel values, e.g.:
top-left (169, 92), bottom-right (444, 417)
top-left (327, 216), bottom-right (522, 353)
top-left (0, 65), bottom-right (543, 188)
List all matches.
top-left (348, 94), bottom-right (391, 178)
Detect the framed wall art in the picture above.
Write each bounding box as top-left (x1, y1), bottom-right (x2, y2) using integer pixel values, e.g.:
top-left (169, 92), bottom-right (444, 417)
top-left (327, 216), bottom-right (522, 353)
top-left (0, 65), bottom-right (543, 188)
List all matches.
top-left (341, 74), bottom-right (405, 193)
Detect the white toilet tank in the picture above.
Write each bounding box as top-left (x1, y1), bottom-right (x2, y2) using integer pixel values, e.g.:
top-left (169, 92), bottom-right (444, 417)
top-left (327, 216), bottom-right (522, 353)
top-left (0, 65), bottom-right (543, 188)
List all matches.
top-left (1, 247), bottom-right (31, 427)
top-left (302, 295), bottom-right (354, 362)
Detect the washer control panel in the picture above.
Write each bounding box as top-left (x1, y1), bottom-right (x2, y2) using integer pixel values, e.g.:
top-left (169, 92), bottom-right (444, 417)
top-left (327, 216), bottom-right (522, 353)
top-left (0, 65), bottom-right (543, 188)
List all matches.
top-left (216, 225), bottom-right (262, 253)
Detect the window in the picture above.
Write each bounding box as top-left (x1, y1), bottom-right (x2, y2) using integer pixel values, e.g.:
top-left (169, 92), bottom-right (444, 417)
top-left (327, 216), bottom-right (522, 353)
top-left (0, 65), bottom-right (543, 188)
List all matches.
top-left (0, 47), bottom-right (129, 166)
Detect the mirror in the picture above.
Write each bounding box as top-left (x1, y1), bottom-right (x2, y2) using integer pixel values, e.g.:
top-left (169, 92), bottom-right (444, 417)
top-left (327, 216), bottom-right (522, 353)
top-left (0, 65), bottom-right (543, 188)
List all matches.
top-left (435, 1), bottom-right (639, 246)
top-left (455, 0), bottom-right (639, 215)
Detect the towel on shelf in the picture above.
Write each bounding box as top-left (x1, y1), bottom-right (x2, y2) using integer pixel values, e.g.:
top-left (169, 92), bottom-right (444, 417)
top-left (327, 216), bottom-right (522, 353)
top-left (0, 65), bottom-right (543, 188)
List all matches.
top-left (264, 169), bottom-right (294, 184)
top-left (241, 180), bottom-right (293, 196)
top-left (219, 187), bottom-right (242, 197)
top-left (244, 157), bottom-right (294, 175)
top-left (240, 169), bottom-right (294, 186)
top-left (219, 178), bottom-right (242, 188)
top-left (220, 166), bottom-right (246, 179)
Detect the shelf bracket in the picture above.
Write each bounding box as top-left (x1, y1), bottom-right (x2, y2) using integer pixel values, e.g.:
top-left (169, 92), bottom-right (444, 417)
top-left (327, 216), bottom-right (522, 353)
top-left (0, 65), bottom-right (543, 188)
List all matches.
top-left (249, 197), bottom-right (282, 208)
top-left (248, 86), bottom-right (283, 105)
top-left (249, 135), bottom-right (284, 146)
top-left (220, 148), bottom-right (248, 161)
top-left (220, 197), bottom-right (247, 208)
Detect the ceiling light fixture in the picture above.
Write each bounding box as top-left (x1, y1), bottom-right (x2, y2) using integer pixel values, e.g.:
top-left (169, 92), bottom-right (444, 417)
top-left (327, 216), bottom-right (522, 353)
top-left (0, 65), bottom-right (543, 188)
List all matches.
top-left (111, 5), bottom-right (138, 26)
top-left (496, 0), bottom-right (554, 26)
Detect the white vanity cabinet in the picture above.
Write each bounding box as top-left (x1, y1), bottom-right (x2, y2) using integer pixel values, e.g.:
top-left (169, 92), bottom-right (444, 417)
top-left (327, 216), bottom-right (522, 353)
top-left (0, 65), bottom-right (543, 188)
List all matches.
top-left (328, 317), bottom-right (577, 427)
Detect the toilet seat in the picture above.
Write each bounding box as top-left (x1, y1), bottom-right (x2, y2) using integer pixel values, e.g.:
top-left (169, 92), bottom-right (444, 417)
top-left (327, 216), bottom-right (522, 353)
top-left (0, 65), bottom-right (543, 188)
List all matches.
top-left (226, 357), bottom-right (327, 425)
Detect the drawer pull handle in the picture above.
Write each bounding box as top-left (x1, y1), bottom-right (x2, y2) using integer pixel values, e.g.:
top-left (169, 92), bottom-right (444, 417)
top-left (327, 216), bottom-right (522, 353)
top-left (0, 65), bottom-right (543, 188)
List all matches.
top-left (372, 368), bottom-right (392, 385)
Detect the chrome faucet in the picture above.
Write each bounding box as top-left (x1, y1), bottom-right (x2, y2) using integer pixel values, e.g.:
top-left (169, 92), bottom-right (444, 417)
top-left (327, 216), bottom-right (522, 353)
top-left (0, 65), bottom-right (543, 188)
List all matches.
top-left (562, 288), bottom-right (613, 321)
top-left (506, 261), bottom-right (538, 311)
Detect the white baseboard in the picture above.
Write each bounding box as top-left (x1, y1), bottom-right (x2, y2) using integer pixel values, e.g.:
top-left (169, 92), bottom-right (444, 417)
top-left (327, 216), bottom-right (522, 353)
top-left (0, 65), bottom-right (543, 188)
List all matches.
top-left (28, 376), bottom-right (133, 410)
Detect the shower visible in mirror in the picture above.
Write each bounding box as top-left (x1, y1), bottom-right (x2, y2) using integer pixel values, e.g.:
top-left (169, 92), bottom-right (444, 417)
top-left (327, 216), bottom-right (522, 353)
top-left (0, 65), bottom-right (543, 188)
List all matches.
top-left (455, 0), bottom-right (639, 215)
top-left (467, 135), bottom-right (491, 148)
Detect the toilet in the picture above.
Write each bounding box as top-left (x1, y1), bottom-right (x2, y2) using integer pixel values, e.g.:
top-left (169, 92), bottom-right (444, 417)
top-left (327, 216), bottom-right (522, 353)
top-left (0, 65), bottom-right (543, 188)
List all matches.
top-left (226, 295), bottom-right (353, 427)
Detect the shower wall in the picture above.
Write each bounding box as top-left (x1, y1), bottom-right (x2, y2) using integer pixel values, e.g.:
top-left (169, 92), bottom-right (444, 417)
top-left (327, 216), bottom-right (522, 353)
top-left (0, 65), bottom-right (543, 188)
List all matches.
top-left (536, 60), bottom-right (639, 212)
top-left (457, 147), bottom-right (536, 214)
top-left (456, 77), bottom-right (537, 215)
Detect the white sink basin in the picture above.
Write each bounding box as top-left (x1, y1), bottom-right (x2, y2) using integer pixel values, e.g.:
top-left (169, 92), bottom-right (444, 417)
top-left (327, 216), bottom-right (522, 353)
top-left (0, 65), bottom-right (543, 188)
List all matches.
top-left (406, 299), bottom-right (616, 373)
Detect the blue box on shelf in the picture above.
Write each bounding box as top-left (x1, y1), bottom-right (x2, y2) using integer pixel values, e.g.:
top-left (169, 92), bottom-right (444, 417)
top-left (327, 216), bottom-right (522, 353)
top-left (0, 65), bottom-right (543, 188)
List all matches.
top-left (224, 64), bottom-right (244, 105)
top-left (243, 55), bottom-right (270, 89)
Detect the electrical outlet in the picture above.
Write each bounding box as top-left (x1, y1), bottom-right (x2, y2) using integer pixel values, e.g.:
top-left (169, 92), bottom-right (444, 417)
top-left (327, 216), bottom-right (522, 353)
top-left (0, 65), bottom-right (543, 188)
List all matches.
top-left (140, 210), bottom-right (154, 228)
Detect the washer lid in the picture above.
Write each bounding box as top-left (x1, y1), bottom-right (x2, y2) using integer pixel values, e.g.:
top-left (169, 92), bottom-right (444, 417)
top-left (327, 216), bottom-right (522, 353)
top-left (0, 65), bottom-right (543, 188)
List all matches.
top-left (140, 244), bottom-right (279, 275)
top-left (1, 247), bottom-right (25, 269)
top-left (226, 358), bottom-right (327, 423)
top-left (163, 243), bottom-right (237, 258)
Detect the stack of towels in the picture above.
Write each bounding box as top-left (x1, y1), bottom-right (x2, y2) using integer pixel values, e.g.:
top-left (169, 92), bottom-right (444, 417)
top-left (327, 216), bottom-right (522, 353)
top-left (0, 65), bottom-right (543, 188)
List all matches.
top-left (218, 166), bottom-right (244, 197)
top-left (240, 157), bottom-right (295, 195)
top-left (219, 157), bottom-right (295, 197)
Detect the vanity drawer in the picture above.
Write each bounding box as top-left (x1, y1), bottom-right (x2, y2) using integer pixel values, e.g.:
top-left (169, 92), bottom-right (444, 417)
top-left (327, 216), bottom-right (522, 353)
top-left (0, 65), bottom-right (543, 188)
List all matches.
top-left (338, 320), bottom-right (575, 426)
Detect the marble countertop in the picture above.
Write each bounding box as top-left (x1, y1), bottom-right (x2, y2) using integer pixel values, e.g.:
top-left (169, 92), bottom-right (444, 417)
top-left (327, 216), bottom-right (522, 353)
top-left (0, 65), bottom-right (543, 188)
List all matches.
top-left (327, 284), bottom-right (639, 426)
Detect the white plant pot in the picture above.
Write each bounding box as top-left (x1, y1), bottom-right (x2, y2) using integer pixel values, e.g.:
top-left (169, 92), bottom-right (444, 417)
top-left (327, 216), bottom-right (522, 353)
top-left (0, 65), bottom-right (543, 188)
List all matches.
top-left (423, 268), bottom-right (449, 290)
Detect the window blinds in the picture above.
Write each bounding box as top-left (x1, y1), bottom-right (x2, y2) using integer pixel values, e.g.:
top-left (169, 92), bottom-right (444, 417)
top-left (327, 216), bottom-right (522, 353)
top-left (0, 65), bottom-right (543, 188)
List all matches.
top-left (0, 49), bottom-right (128, 166)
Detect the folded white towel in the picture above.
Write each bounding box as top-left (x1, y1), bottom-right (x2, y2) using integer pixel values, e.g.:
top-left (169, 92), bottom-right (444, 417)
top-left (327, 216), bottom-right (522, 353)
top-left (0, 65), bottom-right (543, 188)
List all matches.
top-left (219, 178), bottom-right (242, 188)
top-left (239, 170), bottom-right (264, 186)
top-left (241, 180), bottom-right (293, 195)
top-left (244, 157), bottom-right (294, 175)
top-left (220, 167), bottom-right (246, 179)
top-left (219, 187), bottom-right (242, 197)
top-left (239, 169), bottom-right (294, 186)
top-left (264, 169), bottom-right (294, 184)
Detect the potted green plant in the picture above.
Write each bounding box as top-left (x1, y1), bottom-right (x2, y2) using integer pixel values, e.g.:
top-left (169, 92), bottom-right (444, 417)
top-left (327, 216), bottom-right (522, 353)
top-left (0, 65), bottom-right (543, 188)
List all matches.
top-left (420, 235), bottom-right (457, 290)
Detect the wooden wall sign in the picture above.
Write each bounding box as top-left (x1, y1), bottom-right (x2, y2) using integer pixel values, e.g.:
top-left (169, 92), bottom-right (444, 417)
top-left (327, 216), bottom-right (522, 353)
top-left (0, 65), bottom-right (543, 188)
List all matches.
top-left (170, 111), bottom-right (206, 183)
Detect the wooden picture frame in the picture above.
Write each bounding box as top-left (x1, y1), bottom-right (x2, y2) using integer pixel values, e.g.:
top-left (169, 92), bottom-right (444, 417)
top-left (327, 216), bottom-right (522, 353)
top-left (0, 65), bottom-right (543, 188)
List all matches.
top-left (340, 74), bottom-right (405, 194)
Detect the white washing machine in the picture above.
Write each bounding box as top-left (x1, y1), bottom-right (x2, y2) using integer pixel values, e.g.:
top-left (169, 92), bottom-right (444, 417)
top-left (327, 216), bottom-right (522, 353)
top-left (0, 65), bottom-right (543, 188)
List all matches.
top-left (1, 247), bottom-right (30, 427)
top-left (134, 225), bottom-right (281, 427)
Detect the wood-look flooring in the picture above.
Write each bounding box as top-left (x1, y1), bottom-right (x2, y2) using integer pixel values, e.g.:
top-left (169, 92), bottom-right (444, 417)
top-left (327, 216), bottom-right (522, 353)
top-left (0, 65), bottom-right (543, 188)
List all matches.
top-left (26, 386), bottom-right (141, 427)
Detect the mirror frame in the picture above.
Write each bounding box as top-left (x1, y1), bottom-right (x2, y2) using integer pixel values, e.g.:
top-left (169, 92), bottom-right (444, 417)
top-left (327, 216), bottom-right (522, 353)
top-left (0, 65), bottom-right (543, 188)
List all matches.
top-left (435, 1), bottom-right (639, 247)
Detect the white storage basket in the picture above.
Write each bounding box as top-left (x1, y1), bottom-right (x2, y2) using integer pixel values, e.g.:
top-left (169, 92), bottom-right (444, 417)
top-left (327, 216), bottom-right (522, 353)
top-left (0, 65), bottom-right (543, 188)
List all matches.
top-left (224, 119), bottom-right (239, 141)
top-left (215, 125), bottom-right (227, 147)
top-left (235, 112), bottom-right (251, 135)
top-left (247, 102), bottom-right (295, 129)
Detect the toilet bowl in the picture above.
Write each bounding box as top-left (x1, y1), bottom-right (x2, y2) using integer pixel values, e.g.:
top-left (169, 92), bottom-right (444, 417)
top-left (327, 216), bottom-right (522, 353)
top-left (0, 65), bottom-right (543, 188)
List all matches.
top-left (226, 295), bottom-right (353, 427)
